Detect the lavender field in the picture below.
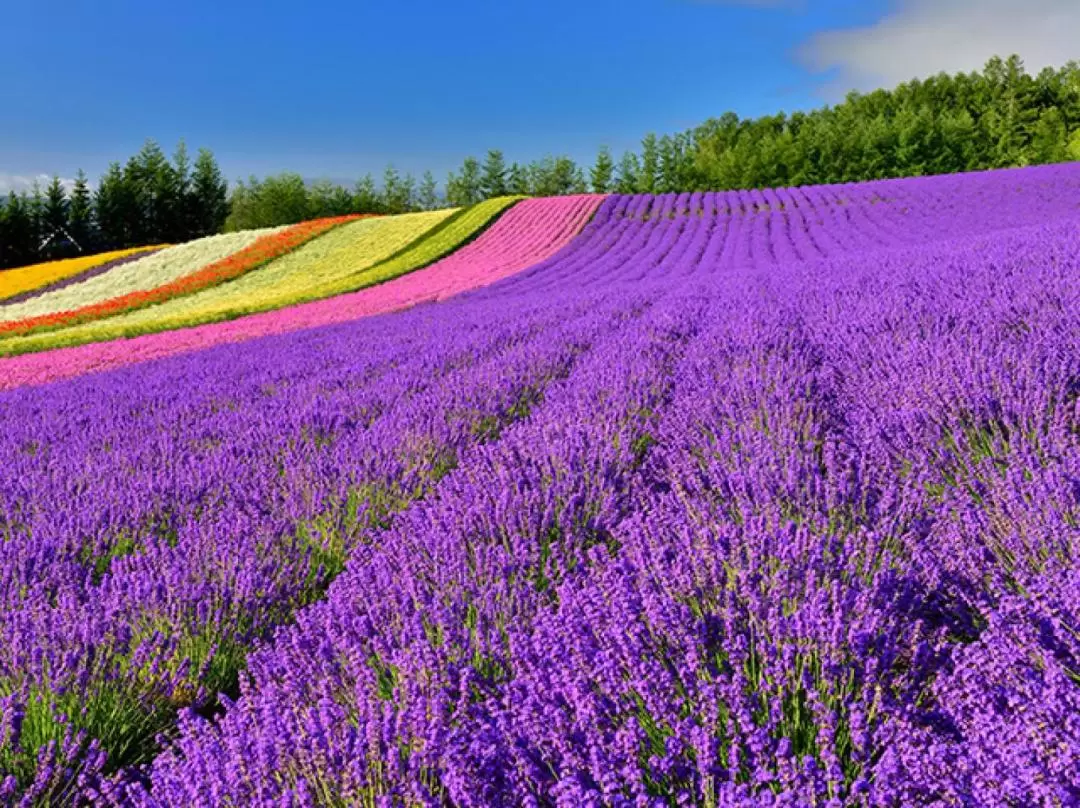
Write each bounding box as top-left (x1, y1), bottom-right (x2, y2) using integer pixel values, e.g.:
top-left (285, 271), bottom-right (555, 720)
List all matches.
top-left (1, 165), bottom-right (1078, 806)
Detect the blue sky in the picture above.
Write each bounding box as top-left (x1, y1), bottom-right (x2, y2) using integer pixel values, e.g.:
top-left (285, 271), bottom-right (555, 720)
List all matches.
top-left (1, 0), bottom-right (1076, 191)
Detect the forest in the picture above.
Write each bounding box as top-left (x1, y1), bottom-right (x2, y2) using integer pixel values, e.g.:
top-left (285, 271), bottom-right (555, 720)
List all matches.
top-left (2, 55), bottom-right (1078, 270)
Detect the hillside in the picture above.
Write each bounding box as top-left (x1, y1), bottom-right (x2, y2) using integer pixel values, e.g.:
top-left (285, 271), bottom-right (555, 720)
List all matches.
top-left (0, 164), bottom-right (1077, 805)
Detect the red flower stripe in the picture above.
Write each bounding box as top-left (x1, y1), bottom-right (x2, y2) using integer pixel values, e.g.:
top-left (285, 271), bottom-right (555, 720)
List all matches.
top-left (0, 215), bottom-right (369, 338)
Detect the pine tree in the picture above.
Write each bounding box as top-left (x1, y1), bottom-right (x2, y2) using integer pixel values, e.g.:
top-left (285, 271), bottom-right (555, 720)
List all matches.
top-left (41, 176), bottom-right (70, 257)
top-left (639, 133), bottom-right (659, 193)
top-left (417, 171), bottom-right (439, 210)
top-left (68, 170), bottom-right (92, 251)
top-left (615, 151), bottom-right (640, 194)
top-left (125, 139), bottom-right (177, 244)
top-left (507, 162), bottom-right (530, 196)
top-left (382, 165), bottom-right (408, 214)
top-left (0, 193), bottom-right (35, 268)
top-left (590, 146), bottom-right (614, 193)
top-left (191, 148), bottom-right (228, 237)
top-left (27, 183), bottom-right (45, 261)
top-left (0, 199), bottom-right (7, 268)
top-left (353, 174), bottom-right (381, 214)
top-left (480, 150), bottom-right (508, 198)
top-left (172, 140), bottom-right (194, 241)
top-left (446, 157), bottom-right (482, 207)
top-left (94, 162), bottom-right (128, 248)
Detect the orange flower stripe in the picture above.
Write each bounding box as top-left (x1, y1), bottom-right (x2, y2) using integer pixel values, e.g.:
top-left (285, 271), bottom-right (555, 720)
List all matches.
top-left (0, 215), bottom-right (370, 338)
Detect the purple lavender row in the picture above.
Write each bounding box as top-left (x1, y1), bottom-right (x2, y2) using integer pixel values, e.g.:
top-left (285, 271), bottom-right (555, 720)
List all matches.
top-left (127, 217), bottom-right (1078, 801)
top-left (485, 163), bottom-right (1080, 300)
top-left (0, 292), bottom-right (639, 802)
top-left (0, 249), bottom-right (164, 308)
top-left (111, 287), bottom-right (710, 805)
top-left (2, 164), bottom-right (1080, 805)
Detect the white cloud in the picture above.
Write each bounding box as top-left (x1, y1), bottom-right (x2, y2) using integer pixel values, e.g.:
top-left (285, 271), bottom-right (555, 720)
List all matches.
top-left (0, 173), bottom-right (79, 196)
top-left (797, 0), bottom-right (1080, 98)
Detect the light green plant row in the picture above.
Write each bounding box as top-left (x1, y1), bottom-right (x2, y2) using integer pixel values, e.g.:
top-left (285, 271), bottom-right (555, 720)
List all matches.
top-left (0, 198), bottom-right (523, 357)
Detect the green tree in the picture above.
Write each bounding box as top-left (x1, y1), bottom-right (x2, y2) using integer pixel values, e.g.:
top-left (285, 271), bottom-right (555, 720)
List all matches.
top-left (381, 165), bottom-right (416, 213)
top-left (0, 193), bottom-right (35, 268)
top-left (417, 170), bottom-right (439, 210)
top-left (171, 140), bottom-right (194, 241)
top-left (94, 162), bottom-right (130, 248)
top-left (41, 176), bottom-right (70, 257)
top-left (1068, 129), bottom-right (1080, 161)
top-left (638, 133), bottom-right (659, 193)
top-left (309, 179), bottom-right (354, 218)
top-left (590, 146), bottom-right (614, 193)
top-left (353, 174), bottom-right (381, 213)
top-left (225, 173), bottom-right (310, 231)
top-left (68, 170), bottom-right (92, 251)
top-left (125, 139), bottom-right (178, 243)
top-left (190, 148), bottom-right (229, 237)
top-left (615, 151), bottom-right (640, 194)
top-left (480, 150), bottom-right (508, 198)
top-left (507, 162), bottom-right (530, 195)
top-left (1028, 107), bottom-right (1070, 163)
top-left (446, 157), bottom-right (482, 207)
top-left (27, 183), bottom-right (45, 259)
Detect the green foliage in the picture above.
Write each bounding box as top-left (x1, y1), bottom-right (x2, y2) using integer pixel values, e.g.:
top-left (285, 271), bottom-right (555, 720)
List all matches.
top-left (4, 52), bottom-right (1079, 271)
top-left (68, 170), bottom-right (92, 250)
top-left (685, 55), bottom-right (1079, 192)
top-left (1069, 129), bottom-right (1080, 161)
top-left (417, 170), bottom-right (439, 210)
top-left (590, 146), bottom-right (614, 193)
top-left (615, 151), bottom-right (641, 194)
top-left (480, 149), bottom-right (508, 198)
top-left (638, 133), bottom-right (659, 193)
top-left (41, 177), bottom-right (69, 259)
top-left (446, 156), bottom-right (483, 207)
top-left (507, 162), bottom-right (530, 195)
top-left (0, 192), bottom-right (35, 268)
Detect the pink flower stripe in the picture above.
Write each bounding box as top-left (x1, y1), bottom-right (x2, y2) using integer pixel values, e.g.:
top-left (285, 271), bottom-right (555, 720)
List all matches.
top-left (0, 195), bottom-right (605, 390)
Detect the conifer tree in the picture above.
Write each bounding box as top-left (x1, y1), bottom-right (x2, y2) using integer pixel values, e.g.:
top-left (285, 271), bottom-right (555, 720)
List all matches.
top-left (382, 165), bottom-right (407, 214)
top-left (446, 157), bottom-right (482, 207)
top-left (638, 133), bottom-right (659, 193)
top-left (353, 174), bottom-right (380, 213)
top-left (590, 146), bottom-right (614, 193)
top-left (191, 148), bottom-right (228, 237)
top-left (615, 151), bottom-right (640, 194)
top-left (417, 170), bottom-right (439, 210)
top-left (27, 183), bottom-right (45, 258)
top-left (507, 162), bottom-right (530, 196)
top-left (172, 140), bottom-right (194, 241)
top-left (68, 170), bottom-right (92, 251)
top-left (42, 176), bottom-right (70, 257)
top-left (0, 193), bottom-right (34, 268)
top-left (94, 162), bottom-right (126, 248)
top-left (480, 149), bottom-right (508, 198)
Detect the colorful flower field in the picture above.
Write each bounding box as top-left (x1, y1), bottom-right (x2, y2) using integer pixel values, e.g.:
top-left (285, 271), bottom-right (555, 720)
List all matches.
top-left (0, 164), bottom-right (1078, 806)
top-left (0, 246), bottom-right (168, 305)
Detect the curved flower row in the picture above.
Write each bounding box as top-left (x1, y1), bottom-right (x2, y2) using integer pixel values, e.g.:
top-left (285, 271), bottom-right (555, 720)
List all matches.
top-left (0, 196), bottom-right (603, 387)
top-left (0, 210), bottom-right (454, 356)
top-left (0, 230), bottom-right (280, 326)
top-left (0, 200), bottom-right (521, 360)
top-left (0, 246), bottom-right (167, 303)
top-left (0, 216), bottom-right (365, 339)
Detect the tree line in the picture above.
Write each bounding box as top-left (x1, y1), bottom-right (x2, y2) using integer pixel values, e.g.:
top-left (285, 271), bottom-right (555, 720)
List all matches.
top-left (0, 141), bottom-right (229, 269)
top-left (3, 54), bottom-right (1079, 269)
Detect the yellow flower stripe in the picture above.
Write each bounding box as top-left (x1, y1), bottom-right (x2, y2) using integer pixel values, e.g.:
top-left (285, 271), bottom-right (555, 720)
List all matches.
top-left (0, 247), bottom-right (167, 302)
top-left (0, 199), bottom-right (522, 356)
top-left (0, 229), bottom-right (281, 325)
top-left (60, 209), bottom-right (453, 338)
